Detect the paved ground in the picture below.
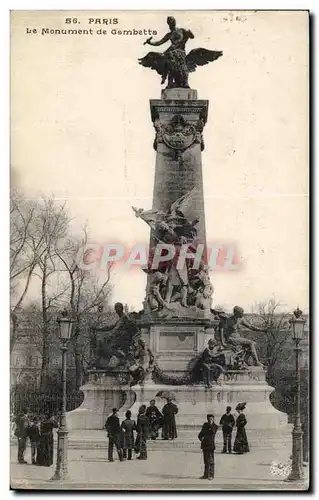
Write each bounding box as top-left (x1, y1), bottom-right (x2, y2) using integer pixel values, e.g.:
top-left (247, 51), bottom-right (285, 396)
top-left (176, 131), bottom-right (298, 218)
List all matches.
top-left (10, 440), bottom-right (309, 491)
top-left (66, 428), bottom-right (293, 451)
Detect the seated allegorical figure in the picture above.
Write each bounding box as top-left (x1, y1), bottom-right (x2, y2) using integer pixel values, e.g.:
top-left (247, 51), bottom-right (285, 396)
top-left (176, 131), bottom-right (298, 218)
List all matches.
top-left (192, 338), bottom-right (226, 387)
top-left (127, 338), bottom-right (155, 386)
top-left (188, 265), bottom-right (214, 310)
top-left (91, 302), bottom-right (140, 370)
top-left (220, 306), bottom-right (263, 367)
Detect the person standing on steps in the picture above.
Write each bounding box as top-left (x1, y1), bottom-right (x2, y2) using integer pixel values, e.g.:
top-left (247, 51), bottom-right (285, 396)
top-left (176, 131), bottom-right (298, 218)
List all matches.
top-left (146, 400), bottom-right (163, 440)
top-left (219, 406), bottom-right (235, 453)
top-left (162, 398), bottom-right (178, 440)
top-left (105, 408), bottom-right (124, 462)
top-left (121, 410), bottom-right (137, 460)
top-left (198, 414), bottom-right (219, 480)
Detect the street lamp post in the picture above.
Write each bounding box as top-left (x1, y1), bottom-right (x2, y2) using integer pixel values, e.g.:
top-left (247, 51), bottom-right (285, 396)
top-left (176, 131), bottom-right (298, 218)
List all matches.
top-left (51, 309), bottom-right (74, 481)
top-left (286, 307), bottom-right (306, 482)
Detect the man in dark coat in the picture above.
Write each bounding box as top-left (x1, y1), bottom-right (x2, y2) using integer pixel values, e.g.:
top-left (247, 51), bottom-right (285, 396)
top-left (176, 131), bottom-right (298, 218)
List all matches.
top-left (28, 416), bottom-right (41, 464)
top-left (219, 406), bottom-right (235, 453)
top-left (105, 408), bottom-right (124, 462)
top-left (14, 411), bottom-right (30, 464)
top-left (198, 414), bottom-right (219, 480)
top-left (121, 410), bottom-right (137, 460)
top-left (162, 398), bottom-right (178, 440)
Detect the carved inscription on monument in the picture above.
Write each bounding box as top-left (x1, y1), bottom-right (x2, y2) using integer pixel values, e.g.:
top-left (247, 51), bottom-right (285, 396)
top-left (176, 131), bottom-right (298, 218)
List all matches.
top-left (158, 331), bottom-right (196, 351)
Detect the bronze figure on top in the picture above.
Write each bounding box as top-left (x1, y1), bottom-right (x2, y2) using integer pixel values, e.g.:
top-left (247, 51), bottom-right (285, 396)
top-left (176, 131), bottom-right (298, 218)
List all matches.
top-left (139, 16), bottom-right (223, 89)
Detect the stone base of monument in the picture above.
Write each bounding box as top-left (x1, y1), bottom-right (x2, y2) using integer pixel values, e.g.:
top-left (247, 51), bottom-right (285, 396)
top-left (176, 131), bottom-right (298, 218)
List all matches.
top-left (66, 371), bottom-right (135, 430)
top-left (66, 369), bottom-right (292, 453)
top-left (67, 368), bottom-right (290, 445)
top-left (128, 369), bottom-right (289, 431)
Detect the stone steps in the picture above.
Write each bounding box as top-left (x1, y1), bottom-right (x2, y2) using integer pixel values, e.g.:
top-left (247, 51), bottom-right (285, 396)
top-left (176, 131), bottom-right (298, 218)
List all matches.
top-left (11, 425), bottom-right (292, 452)
top-left (66, 428), bottom-right (292, 451)
top-left (67, 441), bottom-right (287, 451)
top-left (11, 431), bottom-right (291, 452)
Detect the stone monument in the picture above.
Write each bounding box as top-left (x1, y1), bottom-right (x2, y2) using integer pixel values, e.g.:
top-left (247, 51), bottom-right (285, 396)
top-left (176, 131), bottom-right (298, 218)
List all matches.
top-left (67, 17), bottom-right (290, 444)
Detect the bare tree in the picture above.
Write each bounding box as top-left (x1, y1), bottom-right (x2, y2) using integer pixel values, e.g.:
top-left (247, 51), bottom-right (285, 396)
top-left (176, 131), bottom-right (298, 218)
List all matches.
top-left (29, 198), bottom-right (71, 390)
top-left (10, 192), bottom-right (113, 391)
top-left (56, 231), bottom-right (113, 389)
top-left (10, 190), bottom-right (47, 352)
top-left (246, 298), bottom-right (292, 370)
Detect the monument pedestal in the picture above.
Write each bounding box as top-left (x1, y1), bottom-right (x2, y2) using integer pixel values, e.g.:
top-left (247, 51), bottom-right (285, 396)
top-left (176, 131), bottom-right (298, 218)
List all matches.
top-left (140, 315), bottom-right (217, 378)
top-left (128, 369), bottom-right (289, 432)
top-left (66, 371), bottom-right (135, 430)
top-left (66, 366), bottom-right (290, 446)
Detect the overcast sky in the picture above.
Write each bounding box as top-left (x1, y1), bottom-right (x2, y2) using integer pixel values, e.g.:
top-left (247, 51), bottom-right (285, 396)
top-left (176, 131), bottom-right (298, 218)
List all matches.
top-left (11, 10), bottom-right (309, 313)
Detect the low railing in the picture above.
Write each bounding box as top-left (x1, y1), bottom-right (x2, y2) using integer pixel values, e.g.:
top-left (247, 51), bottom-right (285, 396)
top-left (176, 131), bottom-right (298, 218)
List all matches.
top-left (10, 389), bottom-right (84, 417)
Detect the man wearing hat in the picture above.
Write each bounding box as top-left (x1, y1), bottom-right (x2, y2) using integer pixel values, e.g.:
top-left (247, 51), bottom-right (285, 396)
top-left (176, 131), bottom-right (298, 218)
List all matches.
top-left (14, 410), bottom-right (30, 464)
top-left (198, 414), bottom-right (219, 480)
top-left (162, 397), bottom-right (178, 440)
top-left (105, 408), bottom-right (124, 462)
top-left (219, 406), bottom-right (235, 453)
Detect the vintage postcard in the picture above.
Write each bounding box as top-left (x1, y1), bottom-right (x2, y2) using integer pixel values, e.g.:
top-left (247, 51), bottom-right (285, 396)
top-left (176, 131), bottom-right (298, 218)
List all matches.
top-left (10, 10), bottom-right (309, 491)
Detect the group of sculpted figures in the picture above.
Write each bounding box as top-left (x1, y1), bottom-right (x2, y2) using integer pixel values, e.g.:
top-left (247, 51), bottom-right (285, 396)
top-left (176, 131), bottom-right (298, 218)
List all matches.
top-left (195, 306), bottom-right (264, 388)
top-left (90, 303), bottom-right (264, 387)
top-left (90, 303), bottom-right (155, 386)
top-left (132, 188), bottom-right (213, 314)
top-left (89, 21), bottom-right (261, 385)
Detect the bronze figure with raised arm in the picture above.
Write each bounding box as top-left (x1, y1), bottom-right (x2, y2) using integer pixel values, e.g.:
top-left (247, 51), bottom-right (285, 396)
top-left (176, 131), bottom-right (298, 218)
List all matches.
top-left (139, 16), bottom-right (223, 89)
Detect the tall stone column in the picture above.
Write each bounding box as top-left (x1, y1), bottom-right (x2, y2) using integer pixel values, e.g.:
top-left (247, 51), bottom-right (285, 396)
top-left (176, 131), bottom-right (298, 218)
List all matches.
top-left (149, 88), bottom-right (209, 261)
top-left (144, 88), bottom-right (211, 308)
top-left (138, 88), bottom-right (215, 378)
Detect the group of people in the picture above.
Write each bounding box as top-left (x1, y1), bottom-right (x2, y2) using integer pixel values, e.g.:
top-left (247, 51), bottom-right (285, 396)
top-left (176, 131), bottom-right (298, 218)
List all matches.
top-left (105, 398), bottom-right (178, 462)
top-left (104, 397), bottom-right (249, 481)
top-left (13, 411), bottom-right (58, 466)
top-left (14, 399), bottom-right (249, 482)
top-left (198, 402), bottom-right (249, 480)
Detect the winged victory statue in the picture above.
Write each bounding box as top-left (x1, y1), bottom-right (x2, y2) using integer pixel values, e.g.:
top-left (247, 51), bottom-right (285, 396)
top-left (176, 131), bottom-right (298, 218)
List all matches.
top-left (132, 189), bottom-right (201, 308)
top-left (132, 187), bottom-right (199, 245)
top-left (139, 16), bottom-right (223, 89)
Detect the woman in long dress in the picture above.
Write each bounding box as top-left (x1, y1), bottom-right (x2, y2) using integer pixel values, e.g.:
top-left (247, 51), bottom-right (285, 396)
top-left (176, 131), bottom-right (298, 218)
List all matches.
top-left (233, 402), bottom-right (250, 454)
top-left (135, 405), bottom-right (150, 460)
top-left (36, 414), bottom-right (58, 466)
